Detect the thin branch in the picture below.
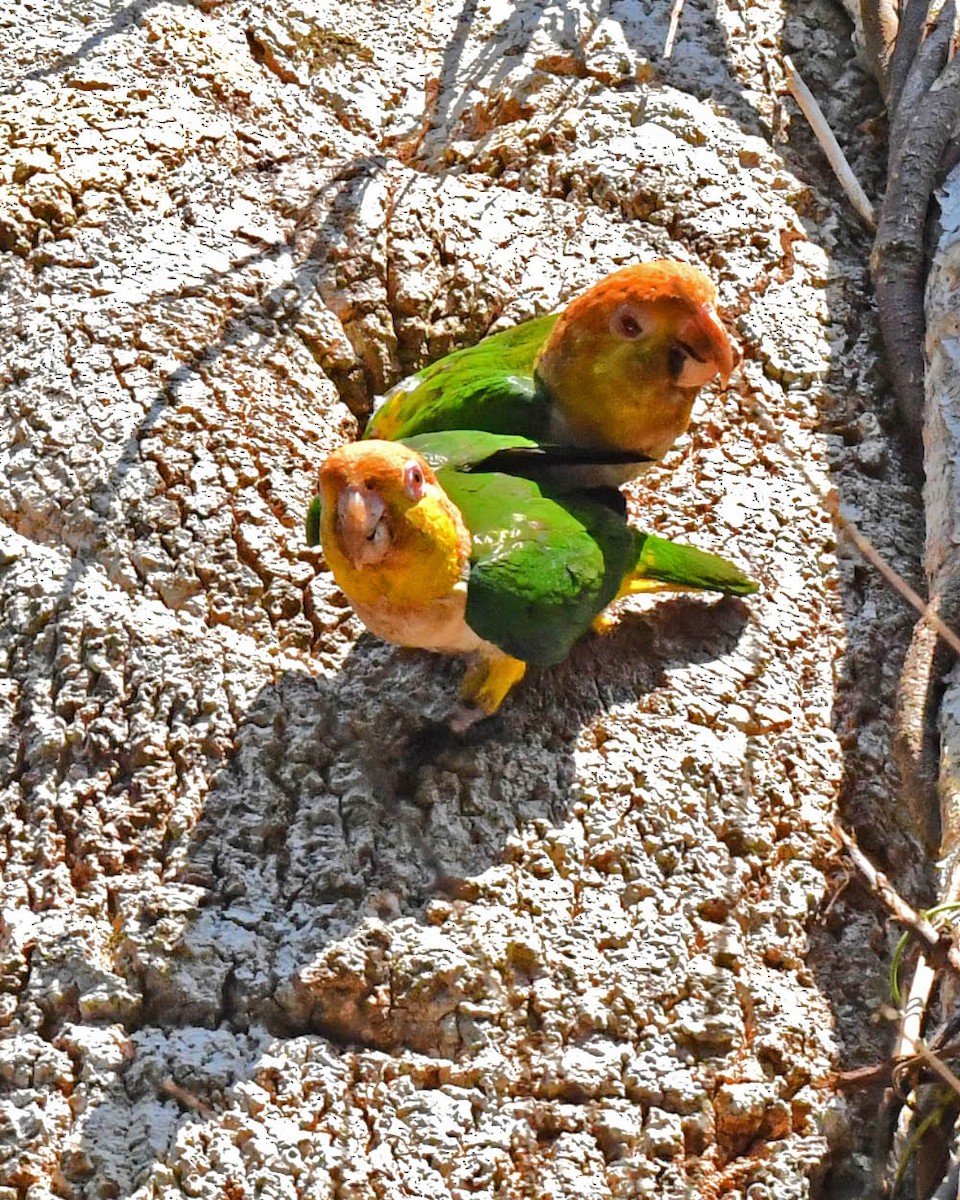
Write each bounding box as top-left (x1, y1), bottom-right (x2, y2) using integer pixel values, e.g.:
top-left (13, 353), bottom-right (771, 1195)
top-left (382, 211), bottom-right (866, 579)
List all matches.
top-left (160, 1077), bottom-right (215, 1119)
top-left (783, 56), bottom-right (877, 230)
top-left (913, 1042), bottom-right (960, 1098)
top-left (861, 0), bottom-right (900, 99)
top-left (834, 825), bottom-right (960, 977)
top-left (896, 952), bottom-right (939, 1062)
top-left (825, 494), bottom-right (960, 657)
top-left (834, 1062), bottom-right (896, 1087)
top-left (888, 0), bottom-right (936, 118)
top-left (663, 0), bottom-right (686, 58)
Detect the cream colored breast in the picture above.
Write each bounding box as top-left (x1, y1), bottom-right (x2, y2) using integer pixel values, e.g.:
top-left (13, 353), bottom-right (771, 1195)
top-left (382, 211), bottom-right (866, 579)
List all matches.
top-left (350, 579), bottom-right (488, 656)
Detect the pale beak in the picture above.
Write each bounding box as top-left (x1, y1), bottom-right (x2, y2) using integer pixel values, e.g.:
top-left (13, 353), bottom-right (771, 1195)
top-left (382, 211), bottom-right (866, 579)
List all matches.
top-left (336, 485), bottom-right (389, 566)
top-left (674, 303), bottom-right (741, 388)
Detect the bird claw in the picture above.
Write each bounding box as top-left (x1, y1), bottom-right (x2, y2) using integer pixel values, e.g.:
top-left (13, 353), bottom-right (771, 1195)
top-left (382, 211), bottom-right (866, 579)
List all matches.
top-left (448, 703), bottom-right (487, 734)
top-left (592, 609), bottom-right (620, 635)
top-left (455, 653), bottom-right (527, 728)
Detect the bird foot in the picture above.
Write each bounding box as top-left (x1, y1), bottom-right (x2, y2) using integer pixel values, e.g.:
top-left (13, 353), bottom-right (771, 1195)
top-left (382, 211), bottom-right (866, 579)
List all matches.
top-left (448, 703), bottom-right (488, 734)
top-left (592, 609), bottom-right (620, 635)
top-left (454, 653), bottom-right (527, 728)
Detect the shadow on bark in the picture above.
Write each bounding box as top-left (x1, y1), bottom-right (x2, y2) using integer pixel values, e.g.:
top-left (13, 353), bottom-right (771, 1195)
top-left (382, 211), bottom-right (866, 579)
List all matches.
top-left (1, 0), bottom-right (199, 91)
top-left (66, 593), bottom-right (750, 1191)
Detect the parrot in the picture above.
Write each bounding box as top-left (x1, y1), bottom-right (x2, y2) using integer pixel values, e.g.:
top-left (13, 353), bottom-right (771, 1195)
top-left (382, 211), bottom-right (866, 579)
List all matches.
top-left (363, 260), bottom-right (739, 486)
top-left (307, 431), bottom-right (758, 730)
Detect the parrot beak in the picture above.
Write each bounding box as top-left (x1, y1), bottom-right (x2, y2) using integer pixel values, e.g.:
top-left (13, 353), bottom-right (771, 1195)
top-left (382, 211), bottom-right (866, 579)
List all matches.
top-left (674, 304), bottom-right (741, 388)
top-left (336, 485), bottom-right (389, 566)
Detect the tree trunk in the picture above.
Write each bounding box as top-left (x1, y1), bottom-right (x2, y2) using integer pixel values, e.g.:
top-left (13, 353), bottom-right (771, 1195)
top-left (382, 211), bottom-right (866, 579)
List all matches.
top-left (0, 2), bottom-right (919, 1196)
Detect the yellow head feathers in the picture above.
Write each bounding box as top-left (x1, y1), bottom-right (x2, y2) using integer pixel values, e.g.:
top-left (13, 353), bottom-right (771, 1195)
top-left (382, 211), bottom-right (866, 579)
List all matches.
top-left (318, 440), bottom-right (470, 611)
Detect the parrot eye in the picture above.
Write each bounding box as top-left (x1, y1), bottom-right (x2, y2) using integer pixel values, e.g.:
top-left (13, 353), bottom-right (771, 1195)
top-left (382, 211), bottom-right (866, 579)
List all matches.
top-left (611, 304), bottom-right (644, 340)
top-left (403, 461), bottom-right (426, 500)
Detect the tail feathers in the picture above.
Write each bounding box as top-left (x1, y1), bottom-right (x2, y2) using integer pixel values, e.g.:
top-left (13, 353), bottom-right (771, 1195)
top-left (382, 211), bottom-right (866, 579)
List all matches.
top-left (623, 531), bottom-right (759, 597)
top-left (306, 495), bottom-right (322, 547)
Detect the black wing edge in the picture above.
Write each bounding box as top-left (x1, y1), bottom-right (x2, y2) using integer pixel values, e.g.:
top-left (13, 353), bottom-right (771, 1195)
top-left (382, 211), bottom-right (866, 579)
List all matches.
top-left (461, 444), bottom-right (655, 474)
top-left (460, 445), bottom-right (637, 517)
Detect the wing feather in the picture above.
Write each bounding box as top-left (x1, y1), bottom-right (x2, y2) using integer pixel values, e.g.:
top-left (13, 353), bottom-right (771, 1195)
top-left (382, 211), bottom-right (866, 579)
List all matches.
top-left (365, 314), bottom-right (558, 441)
top-left (437, 467), bottom-right (633, 666)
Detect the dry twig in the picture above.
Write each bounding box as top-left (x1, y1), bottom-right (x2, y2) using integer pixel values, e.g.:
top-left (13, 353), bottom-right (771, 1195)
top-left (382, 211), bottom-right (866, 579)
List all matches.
top-left (913, 1041), bottom-right (960, 1098)
top-left (897, 952), bottom-right (939, 1062)
top-left (834, 826), bottom-right (960, 977)
top-left (783, 55), bottom-right (877, 230)
top-left (826, 496), bottom-right (960, 658)
top-left (160, 1077), bottom-right (216, 1119)
top-left (663, 0), bottom-right (686, 58)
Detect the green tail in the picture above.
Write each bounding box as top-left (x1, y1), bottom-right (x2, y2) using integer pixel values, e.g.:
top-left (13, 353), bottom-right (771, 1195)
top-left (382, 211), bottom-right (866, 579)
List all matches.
top-left (306, 495), bottom-right (322, 547)
top-left (630, 531), bottom-right (758, 596)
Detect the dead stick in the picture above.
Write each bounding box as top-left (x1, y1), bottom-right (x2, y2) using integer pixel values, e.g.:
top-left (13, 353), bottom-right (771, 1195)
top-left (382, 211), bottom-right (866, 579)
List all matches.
top-left (911, 1042), bottom-right (960, 1098)
top-left (160, 1077), bottom-right (215, 1119)
top-left (897, 952), bottom-right (939, 1061)
top-left (663, 0), bottom-right (686, 58)
top-left (834, 826), bottom-right (960, 976)
top-left (826, 496), bottom-right (960, 658)
top-left (783, 55), bottom-right (877, 230)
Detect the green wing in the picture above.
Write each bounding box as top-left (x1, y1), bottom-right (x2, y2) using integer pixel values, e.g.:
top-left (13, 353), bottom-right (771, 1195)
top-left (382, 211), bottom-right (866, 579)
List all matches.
top-left (403, 429), bottom-right (540, 473)
top-left (404, 431), bottom-right (758, 663)
top-left (436, 461), bottom-right (635, 667)
top-left (395, 431), bottom-right (759, 663)
top-left (364, 313), bottom-right (558, 441)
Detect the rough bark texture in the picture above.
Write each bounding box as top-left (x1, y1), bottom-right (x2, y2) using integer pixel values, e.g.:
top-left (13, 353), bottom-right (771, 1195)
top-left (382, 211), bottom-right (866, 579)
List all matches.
top-left (926, 174), bottom-right (960, 911)
top-left (0, 2), bottom-right (925, 1198)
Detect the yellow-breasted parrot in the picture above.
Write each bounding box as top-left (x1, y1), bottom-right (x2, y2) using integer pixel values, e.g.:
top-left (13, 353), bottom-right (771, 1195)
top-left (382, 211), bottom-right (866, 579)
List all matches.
top-left (307, 431), bottom-right (757, 729)
top-left (364, 261), bottom-right (739, 486)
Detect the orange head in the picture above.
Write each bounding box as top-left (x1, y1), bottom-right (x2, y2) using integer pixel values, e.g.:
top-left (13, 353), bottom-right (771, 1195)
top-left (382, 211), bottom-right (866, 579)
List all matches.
top-left (317, 440), bottom-right (470, 609)
top-left (535, 260), bottom-right (740, 459)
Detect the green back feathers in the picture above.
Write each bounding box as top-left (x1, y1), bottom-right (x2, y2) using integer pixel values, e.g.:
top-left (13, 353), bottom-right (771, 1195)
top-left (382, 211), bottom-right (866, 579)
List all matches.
top-left (365, 313), bottom-right (559, 441)
top-left (404, 429), bottom-right (542, 473)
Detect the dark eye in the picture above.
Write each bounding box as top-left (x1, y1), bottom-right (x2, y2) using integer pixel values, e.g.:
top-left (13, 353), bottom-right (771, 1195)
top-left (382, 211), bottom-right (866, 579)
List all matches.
top-left (403, 460), bottom-right (427, 499)
top-left (612, 305), bottom-right (644, 340)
